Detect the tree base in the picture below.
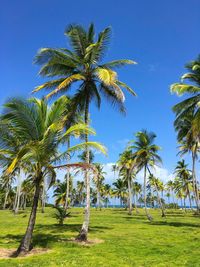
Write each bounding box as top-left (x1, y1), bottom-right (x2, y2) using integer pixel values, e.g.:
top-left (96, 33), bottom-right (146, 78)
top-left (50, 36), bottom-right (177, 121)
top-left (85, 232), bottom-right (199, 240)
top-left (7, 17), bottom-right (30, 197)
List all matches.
top-left (147, 214), bottom-right (153, 222)
top-left (76, 229), bottom-right (88, 242)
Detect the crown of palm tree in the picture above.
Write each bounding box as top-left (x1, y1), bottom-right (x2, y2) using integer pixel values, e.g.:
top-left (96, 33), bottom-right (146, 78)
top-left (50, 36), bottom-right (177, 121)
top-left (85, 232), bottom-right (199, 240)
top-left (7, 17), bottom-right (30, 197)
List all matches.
top-left (33, 23), bottom-right (137, 113)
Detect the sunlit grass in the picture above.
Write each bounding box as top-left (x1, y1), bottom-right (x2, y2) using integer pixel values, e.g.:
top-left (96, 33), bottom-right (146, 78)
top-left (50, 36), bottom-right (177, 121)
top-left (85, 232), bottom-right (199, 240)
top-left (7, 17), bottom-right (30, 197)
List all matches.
top-left (0, 207), bottom-right (199, 266)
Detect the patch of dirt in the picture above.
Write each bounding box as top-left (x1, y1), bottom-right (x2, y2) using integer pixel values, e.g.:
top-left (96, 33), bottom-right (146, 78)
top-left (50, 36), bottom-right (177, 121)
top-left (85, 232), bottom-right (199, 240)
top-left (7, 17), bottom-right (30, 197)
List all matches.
top-left (0, 248), bottom-right (51, 258)
top-left (68, 238), bottom-right (104, 246)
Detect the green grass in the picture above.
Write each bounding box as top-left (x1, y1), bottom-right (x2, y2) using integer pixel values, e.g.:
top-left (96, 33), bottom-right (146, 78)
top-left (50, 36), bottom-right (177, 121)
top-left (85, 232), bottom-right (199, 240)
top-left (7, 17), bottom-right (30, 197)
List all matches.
top-left (0, 207), bottom-right (199, 267)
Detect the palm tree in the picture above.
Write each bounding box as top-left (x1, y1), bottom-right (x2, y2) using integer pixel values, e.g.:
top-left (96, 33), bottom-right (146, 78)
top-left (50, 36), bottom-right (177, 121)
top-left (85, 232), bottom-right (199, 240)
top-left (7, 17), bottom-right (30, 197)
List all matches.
top-left (102, 184), bottom-right (111, 208)
top-left (112, 164), bottom-right (118, 179)
top-left (93, 163), bottom-right (106, 210)
top-left (166, 180), bottom-right (175, 204)
top-left (174, 160), bottom-right (193, 210)
top-left (129, 130), bottom-right (162, 221)
top-left (53, 180), bottom-right (67, 206)
top-left (0, 96), bottom-right (105, 256)
top-left (33, 23), bottom-right (136, 241)
top-left (76, 181), bottom-right (85, 205)
top-left (112, 178), bottom-right (127, 207)
top-left (171, 56), bottom-right (200, 212)
top-left (118, 150), bottom-right (135, 215)
top-left (148, 175), bottom-right (166, 217)
top-left (132, 181), bottom-right (142, 213)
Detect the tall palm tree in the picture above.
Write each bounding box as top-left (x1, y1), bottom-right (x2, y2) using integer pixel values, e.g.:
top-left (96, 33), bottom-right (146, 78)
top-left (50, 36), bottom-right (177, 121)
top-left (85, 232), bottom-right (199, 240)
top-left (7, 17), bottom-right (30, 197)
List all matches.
top-left (0, 96), bottom-right (105, 256)
top-left (171, 56), bottom-right (200, 212)
top-left (129, 130), bottom-right (162, 221)
top-left (33, 23), bottom-right (136, 240)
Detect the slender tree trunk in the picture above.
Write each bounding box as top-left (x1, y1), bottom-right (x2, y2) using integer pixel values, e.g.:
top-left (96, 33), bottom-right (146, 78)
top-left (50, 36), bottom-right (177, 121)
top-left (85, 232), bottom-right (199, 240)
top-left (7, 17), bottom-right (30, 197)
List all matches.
top-left (184, 197), bottom-right (186, 212)
top-left (77, 96), bottom-right (90, 241)
top-left (15, 175), bottom-right (42, 256)
top-left (192, 152), bottom-right (200, 212)
top-left (144, 165), bottom-right (153, 221)
top-left (64, 139), bottom-right (70, 212)
top-left (134, 192), bottom-right (139, 214)
top-left (23, 194), bottom-right (27, 210)
top-left (15, 183), bottom-right (21, 214)
top-left (156, 187), bottom-right (165, 217)
top-left (41, 181), bottom-right (46, 213)
top-left (3, 188), bottom-right (9, 210)
top-left (127, 174), bottom-right (132, 215)
top-left (96, 190), bottom-right (101, 210)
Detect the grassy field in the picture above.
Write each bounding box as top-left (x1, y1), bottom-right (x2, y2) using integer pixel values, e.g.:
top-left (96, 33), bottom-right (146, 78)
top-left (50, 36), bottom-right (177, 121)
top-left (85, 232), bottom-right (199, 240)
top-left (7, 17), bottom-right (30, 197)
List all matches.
top-left (0, 207), bottom-right (199, 267)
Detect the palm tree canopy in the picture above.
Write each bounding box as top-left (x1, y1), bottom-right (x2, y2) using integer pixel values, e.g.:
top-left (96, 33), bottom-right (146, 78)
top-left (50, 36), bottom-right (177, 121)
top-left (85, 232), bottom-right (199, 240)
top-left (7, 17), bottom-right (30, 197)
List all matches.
top-left (33, 23), bottom-right (137, 114)
top-left (128, 130), bottom-right (162, 172)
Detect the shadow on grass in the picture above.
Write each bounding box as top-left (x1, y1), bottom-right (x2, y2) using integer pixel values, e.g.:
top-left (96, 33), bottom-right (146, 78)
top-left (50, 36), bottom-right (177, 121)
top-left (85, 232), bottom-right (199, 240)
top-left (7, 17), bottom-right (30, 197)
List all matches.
top-left (0, 224), bottom-right (112, 248)
top-left (150, 221), bottom-right (200, 228)
top-left (35, 223), bottom-right (112, 234)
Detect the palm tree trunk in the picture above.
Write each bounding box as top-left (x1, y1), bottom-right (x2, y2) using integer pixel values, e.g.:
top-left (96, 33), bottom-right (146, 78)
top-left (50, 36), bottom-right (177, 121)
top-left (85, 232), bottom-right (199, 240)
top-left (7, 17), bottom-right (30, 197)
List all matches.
top-left (156, 187), bottom-right (165, 217)
top-left (41, 182), bottom-right (46, 213)
top-left (135, 193), bottom-right (139, 214)
top-left (15, 183), bottom-right (21, 214)
top-left (97, 190), bottom-right (101, 210)
top-left (64, 138), bottom-right (70, 211)
top-left (23, 194), bottom-right (27, 210)
top-left (192, 152), bottom-right (200, 212)
top-left (3, 187), bottom-right (9, 210)
top-left (144, 165), bottom-right (153, 221)
top-left (184, 197), bottom-right (186, 212)
top-left (15, 174), bottom-right (42, 256)
top-left (77, 96), bottom-right (90, 241)
top-left (127, 174), bottom-right (132, 215)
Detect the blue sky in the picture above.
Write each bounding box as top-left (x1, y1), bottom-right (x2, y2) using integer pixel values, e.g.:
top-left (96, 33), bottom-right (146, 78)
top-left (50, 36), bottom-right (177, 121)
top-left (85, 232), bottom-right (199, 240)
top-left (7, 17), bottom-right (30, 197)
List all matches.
top-left (1, 0), bottom-right (200, 180)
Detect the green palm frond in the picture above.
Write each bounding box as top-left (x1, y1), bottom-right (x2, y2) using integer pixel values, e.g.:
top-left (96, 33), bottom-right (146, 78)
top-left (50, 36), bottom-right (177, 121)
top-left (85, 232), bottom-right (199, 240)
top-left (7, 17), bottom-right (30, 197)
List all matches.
top-left (101, 59), bottom-right (137, 69)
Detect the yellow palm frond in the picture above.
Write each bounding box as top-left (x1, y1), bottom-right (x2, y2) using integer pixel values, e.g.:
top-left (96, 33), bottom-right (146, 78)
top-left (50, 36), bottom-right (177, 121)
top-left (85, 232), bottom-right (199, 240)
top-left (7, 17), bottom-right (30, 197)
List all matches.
top-left (46, 74), bottom-right (85, 99)
top-left (95, 68), bottom-right (117, 85)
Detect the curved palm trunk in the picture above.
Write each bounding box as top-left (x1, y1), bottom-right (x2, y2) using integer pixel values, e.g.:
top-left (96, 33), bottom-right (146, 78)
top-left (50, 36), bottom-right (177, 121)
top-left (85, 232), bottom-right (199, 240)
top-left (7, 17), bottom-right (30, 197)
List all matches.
top-left (144, 165), bottom-right (153, 221)
top-left (192, 152), bottom-right (200, 212)
top-left (77, 97), bottom-right (90, 241)
top-left (15, 174), bottom-right (42, 256)
top-left (64, 139), bottom-right (70, 211)
top-left (127, 173), bottom-right (132, 215)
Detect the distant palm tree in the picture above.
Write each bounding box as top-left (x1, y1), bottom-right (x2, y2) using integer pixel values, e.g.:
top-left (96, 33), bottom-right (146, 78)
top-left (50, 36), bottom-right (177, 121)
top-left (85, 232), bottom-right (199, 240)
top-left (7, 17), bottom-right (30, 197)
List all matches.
top-left (174, 160), bottom-right (193, 210)
top-left (129, 130), bottom-right (162, 221)
top-left (118, 150), bottom-right (135, 215)
top-left (93, 163), bottom-right (106, 210)
top-left (112, 178), bottom-right (127, 207)
top-left (166, 180), bottom-right (175, 204)
top-left (132, 181), bottom-right (142, 213)
top-left (34, 23), bottom-right (136, 241)
top-left (148, 175), bottom-right (166, 217)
